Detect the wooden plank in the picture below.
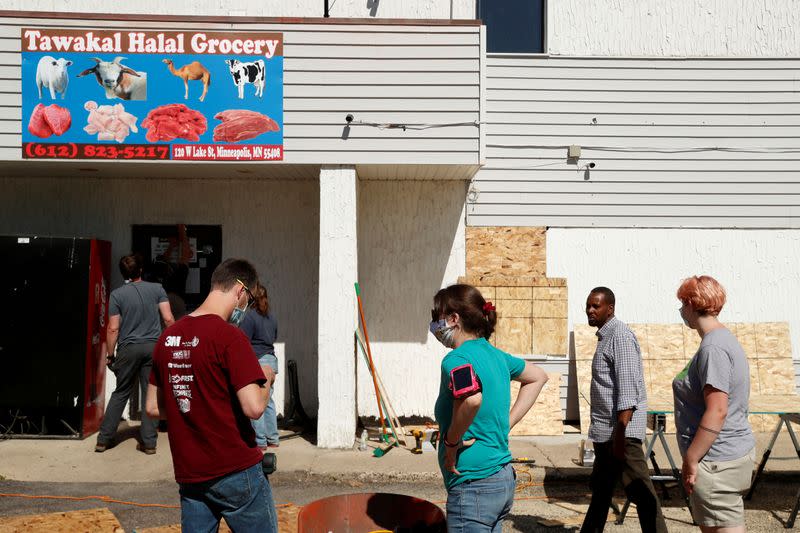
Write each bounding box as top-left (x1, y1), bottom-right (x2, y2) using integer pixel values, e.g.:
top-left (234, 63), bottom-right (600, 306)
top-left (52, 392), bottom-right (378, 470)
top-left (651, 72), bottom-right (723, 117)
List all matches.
top-left (532, 318), bottom-right (567, 355)
top-left (0, 507), bottom-right (123, 533)
top-left (510, 373), bottom-right (563, 436)
top-left (465, 226), bottom-right (547, 279)
top-left (494, 316), bottom-right (532, 355)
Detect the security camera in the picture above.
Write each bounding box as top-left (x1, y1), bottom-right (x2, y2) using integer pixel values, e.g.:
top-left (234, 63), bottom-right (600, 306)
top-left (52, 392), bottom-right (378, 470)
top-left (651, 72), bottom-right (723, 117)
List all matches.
top-left (587, 162), bottom-right (596, 169)
top-left (345, 114), bottom-right (354, 124)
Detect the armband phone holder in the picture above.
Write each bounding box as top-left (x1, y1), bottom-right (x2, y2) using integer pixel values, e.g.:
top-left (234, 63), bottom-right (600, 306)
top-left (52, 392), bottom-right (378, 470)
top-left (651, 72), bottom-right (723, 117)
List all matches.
top-left (449, 363), bottom-right (482, 399)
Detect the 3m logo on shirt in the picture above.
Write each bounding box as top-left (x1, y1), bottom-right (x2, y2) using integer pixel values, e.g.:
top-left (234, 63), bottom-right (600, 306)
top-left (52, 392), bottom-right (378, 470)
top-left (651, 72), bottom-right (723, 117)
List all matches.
top-left (165, 336), bottom-right (182, 347)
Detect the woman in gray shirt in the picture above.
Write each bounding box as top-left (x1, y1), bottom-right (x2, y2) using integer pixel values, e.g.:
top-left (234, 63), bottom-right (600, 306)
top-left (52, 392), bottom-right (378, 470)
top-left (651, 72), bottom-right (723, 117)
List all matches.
top-left (673, 275), bottom-right (754, 532)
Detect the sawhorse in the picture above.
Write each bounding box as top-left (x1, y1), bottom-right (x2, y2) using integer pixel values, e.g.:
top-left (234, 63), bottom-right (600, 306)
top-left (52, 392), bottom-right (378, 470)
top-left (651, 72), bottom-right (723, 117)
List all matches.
top-left (616, 413), bottom-right (694, 525)
top-left (745, 413), bottom-right (800, 528)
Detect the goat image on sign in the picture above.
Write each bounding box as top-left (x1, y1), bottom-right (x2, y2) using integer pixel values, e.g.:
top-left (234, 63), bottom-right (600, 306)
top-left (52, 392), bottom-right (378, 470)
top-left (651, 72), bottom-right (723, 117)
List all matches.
top-left (35, 56), bottom-right (72, 99)
top-left (76, 56), bottom-right (147, 101)
top-left (162, 59), bottom-right (211, 102)
top-left (224, 59), bottom-right (265, 99)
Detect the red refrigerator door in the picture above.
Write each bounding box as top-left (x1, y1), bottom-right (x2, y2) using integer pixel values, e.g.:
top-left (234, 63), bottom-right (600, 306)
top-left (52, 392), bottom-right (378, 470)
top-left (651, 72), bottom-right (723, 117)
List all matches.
top-left (82, 239), bottom-right (111, 437)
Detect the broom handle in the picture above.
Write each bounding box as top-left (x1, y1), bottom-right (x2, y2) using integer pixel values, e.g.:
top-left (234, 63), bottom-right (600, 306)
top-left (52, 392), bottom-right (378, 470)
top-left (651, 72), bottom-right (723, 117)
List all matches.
top-left (355, 283), bottom-right (386, 435)
top-left (356, 330), bottom-right (405, 442)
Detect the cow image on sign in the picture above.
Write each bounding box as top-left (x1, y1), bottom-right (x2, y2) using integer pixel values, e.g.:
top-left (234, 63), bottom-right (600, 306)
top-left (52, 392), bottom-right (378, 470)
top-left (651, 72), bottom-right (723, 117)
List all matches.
top-left (224, 59), bottom-right (265, 99)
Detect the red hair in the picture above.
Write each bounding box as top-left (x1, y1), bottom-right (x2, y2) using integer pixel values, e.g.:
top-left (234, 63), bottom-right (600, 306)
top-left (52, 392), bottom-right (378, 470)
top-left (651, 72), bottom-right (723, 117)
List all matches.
top-left (676, 275), bottom-right (726, 316)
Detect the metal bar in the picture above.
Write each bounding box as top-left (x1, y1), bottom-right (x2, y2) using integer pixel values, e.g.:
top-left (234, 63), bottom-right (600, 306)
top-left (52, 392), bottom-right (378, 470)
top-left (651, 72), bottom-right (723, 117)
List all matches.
top-left (746, 416), bottom-right (784, 500)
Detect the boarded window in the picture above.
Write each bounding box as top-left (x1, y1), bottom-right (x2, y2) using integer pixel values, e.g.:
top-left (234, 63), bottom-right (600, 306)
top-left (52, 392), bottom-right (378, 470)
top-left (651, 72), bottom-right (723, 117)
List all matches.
top-left (478, 0), bottom-right (545, 54)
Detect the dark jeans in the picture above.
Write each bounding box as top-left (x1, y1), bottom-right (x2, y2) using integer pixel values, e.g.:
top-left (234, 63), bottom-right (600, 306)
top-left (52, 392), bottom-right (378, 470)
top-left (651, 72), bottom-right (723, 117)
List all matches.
top-left (581, 438), bottom-right (667, 533)
top-left (97, 341), bottom-right (157, 448)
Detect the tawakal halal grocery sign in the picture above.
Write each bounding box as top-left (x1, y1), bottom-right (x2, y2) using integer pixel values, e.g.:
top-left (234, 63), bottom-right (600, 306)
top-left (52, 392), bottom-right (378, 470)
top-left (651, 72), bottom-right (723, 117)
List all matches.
top-left (21, 28), bottom-right (284, 161)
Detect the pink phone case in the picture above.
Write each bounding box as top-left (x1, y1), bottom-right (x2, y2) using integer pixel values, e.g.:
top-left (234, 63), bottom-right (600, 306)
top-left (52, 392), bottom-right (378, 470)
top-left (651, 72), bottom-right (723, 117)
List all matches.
top-left (449, 363), bottom-right (481, 398)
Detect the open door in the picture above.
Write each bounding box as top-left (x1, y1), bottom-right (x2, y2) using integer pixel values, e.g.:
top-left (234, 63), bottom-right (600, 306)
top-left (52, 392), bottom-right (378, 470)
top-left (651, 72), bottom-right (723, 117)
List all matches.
top-left (131, 224), bottom-right (222, 314)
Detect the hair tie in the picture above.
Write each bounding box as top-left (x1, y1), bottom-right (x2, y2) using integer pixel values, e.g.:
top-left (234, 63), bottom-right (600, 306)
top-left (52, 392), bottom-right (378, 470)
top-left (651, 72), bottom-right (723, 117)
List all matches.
top-left (482, 301), bottom-right (496, 314)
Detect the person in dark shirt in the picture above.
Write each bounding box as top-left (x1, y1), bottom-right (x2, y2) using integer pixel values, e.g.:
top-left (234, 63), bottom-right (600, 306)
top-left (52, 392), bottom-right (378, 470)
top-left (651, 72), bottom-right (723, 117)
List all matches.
top-left (96, 254), bottom-right (174, 454)
top-left (240, 283), bottom-right (279, 449)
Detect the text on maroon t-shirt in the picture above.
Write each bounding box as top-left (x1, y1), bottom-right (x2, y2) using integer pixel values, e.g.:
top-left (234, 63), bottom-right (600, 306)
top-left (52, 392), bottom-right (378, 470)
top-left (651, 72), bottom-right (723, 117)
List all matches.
top-left (150, 314), bottom-right (266, 484)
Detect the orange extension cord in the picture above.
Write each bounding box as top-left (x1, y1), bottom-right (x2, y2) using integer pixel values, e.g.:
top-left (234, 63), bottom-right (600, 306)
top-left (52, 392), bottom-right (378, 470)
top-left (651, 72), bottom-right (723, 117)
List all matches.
top-left (0, 468), bottom-right (587, 509)
top-left (0, 493), bottom-right (296, 510)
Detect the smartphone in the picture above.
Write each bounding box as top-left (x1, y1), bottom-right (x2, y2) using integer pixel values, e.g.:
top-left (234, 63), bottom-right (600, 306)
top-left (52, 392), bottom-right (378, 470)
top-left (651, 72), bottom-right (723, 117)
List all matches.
top-left (449, 364), bottom-right (481, 399)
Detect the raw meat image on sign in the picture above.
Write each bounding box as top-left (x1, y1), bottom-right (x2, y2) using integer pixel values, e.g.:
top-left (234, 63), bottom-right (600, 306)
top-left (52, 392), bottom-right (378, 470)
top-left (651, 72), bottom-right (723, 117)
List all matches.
top-left (20, 29), bottom-right (284, 161)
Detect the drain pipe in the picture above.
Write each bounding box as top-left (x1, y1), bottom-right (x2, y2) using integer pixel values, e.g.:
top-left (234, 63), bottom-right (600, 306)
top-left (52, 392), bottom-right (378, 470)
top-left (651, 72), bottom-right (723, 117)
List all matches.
top-left (324, 0), bottom-right (330, 17)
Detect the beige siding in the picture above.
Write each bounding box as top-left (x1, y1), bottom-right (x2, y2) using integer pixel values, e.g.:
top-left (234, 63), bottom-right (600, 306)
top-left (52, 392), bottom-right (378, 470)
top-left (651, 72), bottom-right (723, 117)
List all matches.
top-left (469, 56), bottom-right (800, 228)
top-left (0, 15), bottom-right (481, 169)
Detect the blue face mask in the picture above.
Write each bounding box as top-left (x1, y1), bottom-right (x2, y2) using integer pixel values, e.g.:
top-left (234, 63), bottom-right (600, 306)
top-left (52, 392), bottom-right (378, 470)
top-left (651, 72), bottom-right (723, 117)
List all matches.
top-left (429, 318), bottom-right (456, 349)
top-left (230, 304), bottom-right (247, 327)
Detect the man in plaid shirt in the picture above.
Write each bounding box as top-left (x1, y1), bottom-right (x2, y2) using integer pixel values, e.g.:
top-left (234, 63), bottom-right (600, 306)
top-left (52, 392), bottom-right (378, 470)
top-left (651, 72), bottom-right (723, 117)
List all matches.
top-left (581, 287), bottom-right (667, 533)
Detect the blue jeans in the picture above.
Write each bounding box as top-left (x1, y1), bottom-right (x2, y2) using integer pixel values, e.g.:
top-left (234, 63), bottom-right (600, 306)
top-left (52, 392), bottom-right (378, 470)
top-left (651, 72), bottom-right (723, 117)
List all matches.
top-left (179, 462), bottom-right (277, 533)
top-left (446, 463), bottom-right (515, 533)
top-left (252, 354), bottom-right (279, 446)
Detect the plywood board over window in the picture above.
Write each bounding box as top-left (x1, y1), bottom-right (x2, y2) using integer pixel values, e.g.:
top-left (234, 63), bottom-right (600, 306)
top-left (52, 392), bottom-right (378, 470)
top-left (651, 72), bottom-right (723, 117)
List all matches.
top-left (573, 322), bottom-right (796, 434)
top-left (510, 373), bottom-right (563, 436)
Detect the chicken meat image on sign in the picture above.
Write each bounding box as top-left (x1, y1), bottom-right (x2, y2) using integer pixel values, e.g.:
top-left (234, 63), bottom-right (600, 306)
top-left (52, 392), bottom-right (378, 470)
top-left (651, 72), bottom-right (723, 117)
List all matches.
top-left (21, 29), bottom-right (284, 161)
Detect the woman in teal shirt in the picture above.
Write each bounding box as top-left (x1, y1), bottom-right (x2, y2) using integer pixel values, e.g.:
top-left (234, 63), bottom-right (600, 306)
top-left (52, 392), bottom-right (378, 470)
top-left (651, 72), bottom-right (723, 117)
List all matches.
top-left (430, 284), bottom-right (549, 532)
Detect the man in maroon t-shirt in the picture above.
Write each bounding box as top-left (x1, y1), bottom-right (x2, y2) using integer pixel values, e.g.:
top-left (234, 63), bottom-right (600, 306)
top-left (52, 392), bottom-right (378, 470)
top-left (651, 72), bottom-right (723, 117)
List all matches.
top-left (146, 258), bottom-right (277, 532)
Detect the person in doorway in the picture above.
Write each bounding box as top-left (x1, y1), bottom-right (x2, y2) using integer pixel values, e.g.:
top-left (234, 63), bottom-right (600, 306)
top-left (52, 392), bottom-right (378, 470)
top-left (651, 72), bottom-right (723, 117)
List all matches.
top-left (581, 287), bottom-right (667, 533)
top-left (674, 275), bottom-right (754, 532)
top-left (430, 284), bottom-right (549, 532)
top-left (146, 258), bottom-right (277, 532)
top-left (240, 282), bottom-right (280, 449)
top-left (96, 253), bottom-right (175, 454)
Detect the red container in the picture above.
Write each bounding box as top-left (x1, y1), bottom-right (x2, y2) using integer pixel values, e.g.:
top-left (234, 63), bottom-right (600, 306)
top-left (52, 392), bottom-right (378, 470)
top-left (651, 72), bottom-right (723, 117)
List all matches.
top-left (297, 492), bottom-right (446, 533)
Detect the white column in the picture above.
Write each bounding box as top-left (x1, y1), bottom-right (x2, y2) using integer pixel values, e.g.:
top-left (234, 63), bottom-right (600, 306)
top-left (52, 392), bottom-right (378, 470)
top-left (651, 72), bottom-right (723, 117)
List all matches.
top-left (317, 165), bottom-right (358, 448)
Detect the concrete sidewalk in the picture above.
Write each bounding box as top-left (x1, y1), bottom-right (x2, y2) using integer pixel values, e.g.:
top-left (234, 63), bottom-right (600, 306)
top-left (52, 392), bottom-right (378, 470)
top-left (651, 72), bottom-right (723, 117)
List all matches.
top-left (1, 423), bottom-right (798, 484)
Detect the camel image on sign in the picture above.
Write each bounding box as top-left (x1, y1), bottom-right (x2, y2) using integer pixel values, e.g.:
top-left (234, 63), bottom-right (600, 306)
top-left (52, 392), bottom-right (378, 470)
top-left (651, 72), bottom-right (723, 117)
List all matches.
top-left (162, 59), bottom-right (211, 102)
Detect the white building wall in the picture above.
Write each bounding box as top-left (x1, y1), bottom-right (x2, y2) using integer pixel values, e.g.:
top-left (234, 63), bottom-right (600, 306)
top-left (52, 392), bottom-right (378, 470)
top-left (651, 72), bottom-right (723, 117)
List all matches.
top-left (356, 179), bottom-right (466, 418)
top-left (0, 176), bottom-right (322, 412)
top-left (469, 56), bottom-right (800, 228)
top-left (547, 228), bottom-right (800, 364)
top-left (548, 0), bottom-right (800, 57)
top-left (4, 1), bottom-right (476, 19)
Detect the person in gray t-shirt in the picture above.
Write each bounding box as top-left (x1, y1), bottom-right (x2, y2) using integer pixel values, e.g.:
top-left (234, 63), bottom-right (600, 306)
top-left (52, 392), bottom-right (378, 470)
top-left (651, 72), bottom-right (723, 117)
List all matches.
top-left (96, 254), bottom-right (174, 454)
top-left (673, 275), bottom-right (754, 529)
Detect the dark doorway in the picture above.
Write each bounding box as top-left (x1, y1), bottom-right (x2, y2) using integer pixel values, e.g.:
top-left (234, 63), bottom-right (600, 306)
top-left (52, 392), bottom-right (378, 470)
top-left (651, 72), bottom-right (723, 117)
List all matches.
top-left (131, 225), bottom-right (222, 315)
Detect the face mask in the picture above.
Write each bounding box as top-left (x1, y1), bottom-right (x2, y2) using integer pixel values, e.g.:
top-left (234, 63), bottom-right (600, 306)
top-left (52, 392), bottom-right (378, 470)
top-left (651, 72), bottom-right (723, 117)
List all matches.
top-left (679, 310), bottom-right (690, 327)
top-left (429, 318), bottom-right (456, 349)
top-left (230, 303), bottom-right (247, 327)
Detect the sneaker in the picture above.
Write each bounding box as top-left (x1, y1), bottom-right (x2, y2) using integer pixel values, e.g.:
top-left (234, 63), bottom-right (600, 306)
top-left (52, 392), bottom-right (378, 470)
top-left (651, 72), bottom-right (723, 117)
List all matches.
top-left (94, 442), bottom-right (109, 453)
top-left (136, 443), bottom-right (157, 455)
